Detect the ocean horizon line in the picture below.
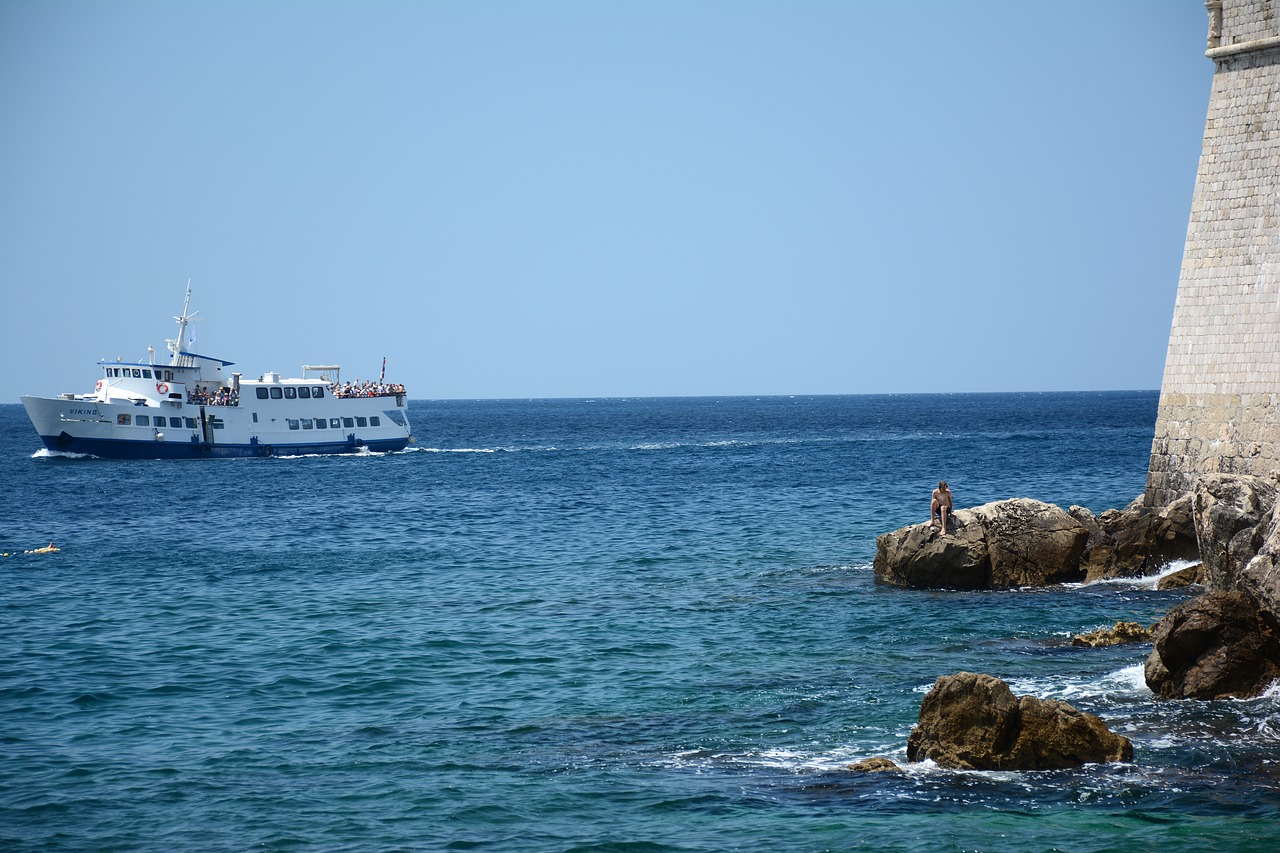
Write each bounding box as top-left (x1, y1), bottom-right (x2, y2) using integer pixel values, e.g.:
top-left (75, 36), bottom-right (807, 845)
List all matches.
top-left (395, 388), bottom-right (1162, 403)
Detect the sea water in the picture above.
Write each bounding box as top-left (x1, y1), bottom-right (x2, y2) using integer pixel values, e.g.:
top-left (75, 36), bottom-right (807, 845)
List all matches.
top-left (2, 392), bottom-right (1277, 852)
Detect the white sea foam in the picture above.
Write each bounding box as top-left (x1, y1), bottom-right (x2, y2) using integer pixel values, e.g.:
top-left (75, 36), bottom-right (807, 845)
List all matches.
top-left (752, 746), bottom-right (862, 770)
top-left (1003, 662), bottom-right (1151, 703)
top-left (32, 449), bottom-right (95, 459)
top-left (671, 743), bottom-right (909, 774)
top-left (275, 447), bottom-right (390, 459)
top-left (1069, 558), bottom-right (1201, 591)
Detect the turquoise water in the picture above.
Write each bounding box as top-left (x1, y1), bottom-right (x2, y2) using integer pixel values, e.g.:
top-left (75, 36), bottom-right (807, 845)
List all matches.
top-left (2, 393), bottom-right (1278, 851)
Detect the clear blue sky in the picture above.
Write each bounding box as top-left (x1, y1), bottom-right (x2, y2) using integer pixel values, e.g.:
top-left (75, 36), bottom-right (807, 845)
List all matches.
top-left (1, 1), bottom-right (1212, 401)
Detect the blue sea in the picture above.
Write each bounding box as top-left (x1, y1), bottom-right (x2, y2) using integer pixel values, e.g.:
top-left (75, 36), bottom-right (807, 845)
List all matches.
top-left (3, 392), bottom-right (1278, 852)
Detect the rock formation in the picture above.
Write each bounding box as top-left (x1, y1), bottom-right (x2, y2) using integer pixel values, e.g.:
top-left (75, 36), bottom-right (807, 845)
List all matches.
top-left (1071, 621), bottom-right (1151, 648)
top-left (845, 757), bottom-right (901, 773)
top-left (905, 672), bottom-right (1132, 771)
top-left (1156, 563), bottom-right (1202, 590)
top-left (1145, 591), bottom-right (1280, 700)
top-left (1190, 474), bottom-right (1276, 593)
top-left (1144, 474), bottom-right (1280, 699)
top-left (874, 499), bottom-right (1089, 590)
top-left (871, 473), bottom-right (1280, 699)
top-left (876, 494), bottom-right (1200, 591)
top-left (1072, 493), bottom-right (1199, 582)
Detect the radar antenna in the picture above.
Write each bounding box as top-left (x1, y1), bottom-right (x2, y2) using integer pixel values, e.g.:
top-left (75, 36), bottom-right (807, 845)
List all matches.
top-left (165, 280), bottom-right (199, 364)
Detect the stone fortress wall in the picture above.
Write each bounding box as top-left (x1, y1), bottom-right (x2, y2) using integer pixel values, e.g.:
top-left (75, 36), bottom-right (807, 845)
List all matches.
top-left (1146, 0), bottom-right (1280, 507)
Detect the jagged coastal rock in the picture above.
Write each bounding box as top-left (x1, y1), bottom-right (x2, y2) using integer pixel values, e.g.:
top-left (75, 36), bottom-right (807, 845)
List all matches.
top-left (873, 476), bottom-right (1280, 698)
top-left (1073, 493), bottom-right (1199, 582)
top-left (905, 672), bottom-right (1132, 771)
top-left (875, 495), bottom-right (1199, 591)
top-left (874, 499), bottom-right (1090, 590)
top-left (1156, 563), bottom-right (1202, 590)
top-left (1145, 590), bottom-right (1280, 699)
top-left (1191, 474), bottom-right (1280, 615)
top-left (1144, 474), bottom-right (1280, 699)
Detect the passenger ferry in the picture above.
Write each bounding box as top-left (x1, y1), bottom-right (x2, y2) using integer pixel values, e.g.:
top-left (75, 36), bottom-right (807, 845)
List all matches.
top-left (20, 288), bottom-right (413, 459)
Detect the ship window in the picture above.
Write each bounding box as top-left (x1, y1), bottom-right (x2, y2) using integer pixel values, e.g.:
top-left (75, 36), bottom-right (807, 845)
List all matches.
top-left (330, 418), bottom-right (340, 428)
top-left (136, 415), bottom-right (150, 426)
top-left (270, 387), bottom-right (283, 399)
top-left (343, 417), bottom-right (354, 428)
top-left (252, 412), bottom-right (258, 423)
top-left (166, 417), bottom-right (178, 428)
top-left (256, 388), bottom-right (269, 399)
top-left (383, 409), bottom-right (405, 427)
top-left (313, 418), bottom-right (325, 430)
top-left (287, 419), bottom-right (299, 430)
top-left (301, 418), bottom-right (313, 429)
top-left (370, 416), bottom-right (380, 427)
top-left (117, 413), bottom-right (131, 425)
top-left (313, 387), bottom-right (324, 398)
top-left (298, 386), bottom-right (311, 399)
top-left (142, 370), bottom-right (152, 379)
top-left (356, 416), bottom-right (368, 427)
top-left (284, 387), bottom-right (297, 399)
top-left (184, 418), bottom-right (197, 429)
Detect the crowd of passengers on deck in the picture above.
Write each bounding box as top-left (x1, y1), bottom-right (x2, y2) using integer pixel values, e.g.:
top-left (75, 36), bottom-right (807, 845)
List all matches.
top-left (182, 380), bottom-right (403, 405)
top-left (189, 386), bottom-right (238, 406)
top-left (331, 380), bottom-right (405, 398)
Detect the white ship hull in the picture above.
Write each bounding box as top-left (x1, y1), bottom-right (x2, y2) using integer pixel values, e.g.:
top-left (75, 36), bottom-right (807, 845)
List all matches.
top-left (22, 390), bottom-right (411, 459)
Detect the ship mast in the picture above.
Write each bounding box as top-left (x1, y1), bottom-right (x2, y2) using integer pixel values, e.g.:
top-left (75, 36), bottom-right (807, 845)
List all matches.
top-left (165, 280), bottom-right (198, 366)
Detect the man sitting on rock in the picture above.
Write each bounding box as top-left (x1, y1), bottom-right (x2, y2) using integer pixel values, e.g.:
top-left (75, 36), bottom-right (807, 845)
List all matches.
top-left (931, 480), bottom-right (953, 536)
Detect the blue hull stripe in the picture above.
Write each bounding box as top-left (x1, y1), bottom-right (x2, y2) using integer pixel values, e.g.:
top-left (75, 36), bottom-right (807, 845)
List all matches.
top-left (37, 435), bottom-right (410, 459)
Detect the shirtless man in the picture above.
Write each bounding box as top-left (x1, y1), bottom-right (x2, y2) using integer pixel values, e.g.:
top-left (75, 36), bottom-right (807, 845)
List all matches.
top-left (931, 480), bottom-right (953, 536)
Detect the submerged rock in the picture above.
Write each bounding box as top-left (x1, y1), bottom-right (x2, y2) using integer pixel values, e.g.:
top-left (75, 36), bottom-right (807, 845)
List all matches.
top-left (905, 672), bottom-right (1132, 771)
top-left (874, 499), bottom-right (1088, 590)
top-left (845, 757), bottom-right (901, 773)
top-left (1071, 621), bottom-right (1152, 648)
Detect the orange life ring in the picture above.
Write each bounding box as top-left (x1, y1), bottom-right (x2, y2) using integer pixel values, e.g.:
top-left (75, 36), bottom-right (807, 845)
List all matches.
top-left (95, 379), bottom-right (104, 391)
top-left (156, 382), bottom-right (169, 394)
